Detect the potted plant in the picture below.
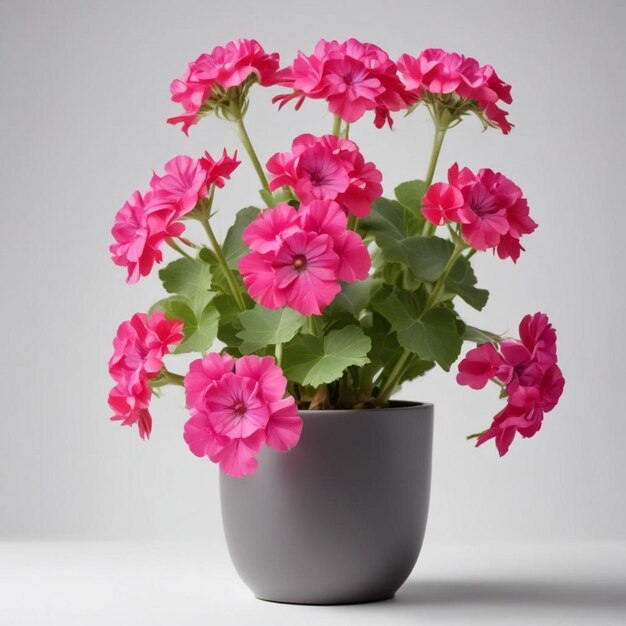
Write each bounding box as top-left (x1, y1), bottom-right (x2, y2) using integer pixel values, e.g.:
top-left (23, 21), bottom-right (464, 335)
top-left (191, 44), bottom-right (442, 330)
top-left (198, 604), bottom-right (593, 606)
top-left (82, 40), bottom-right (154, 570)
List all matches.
top-left (108, 38), bottom-right (565, 605)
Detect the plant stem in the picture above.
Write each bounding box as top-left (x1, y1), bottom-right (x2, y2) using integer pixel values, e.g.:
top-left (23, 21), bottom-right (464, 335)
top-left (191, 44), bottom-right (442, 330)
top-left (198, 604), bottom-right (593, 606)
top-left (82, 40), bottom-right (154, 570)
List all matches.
top-left (377, 351), bottom-right (413, 403)
top-left (421, 125), bottom-right (448, 237)
top-left (347, 214), bottom-right (359, 232)
top-left (332, 115), bottom-right (342, 137)
top-left (234, 117), bottom-right (271, 195)
top-left (151, 369), bottom-right (185, 388)
top-left (199, 215), bottom-right (246, 312)
top-left (466, 429), bottom-right (487, 440)
top-left (274, 342), bottom-right (283, 367)
top-left (166, 238), bottom-right (193, 259)
top-left (423, 240), bottom-right (466, 311)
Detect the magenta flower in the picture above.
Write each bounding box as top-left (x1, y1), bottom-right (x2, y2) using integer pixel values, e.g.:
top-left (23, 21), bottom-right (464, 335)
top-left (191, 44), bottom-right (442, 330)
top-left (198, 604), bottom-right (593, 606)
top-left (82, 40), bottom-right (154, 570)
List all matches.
top-left (239, 201), bottom-right (370, 315)
top-left (183, 354), bottom-right (302, 477)
top-left (421, 164), bottom-right (537, 261)
top-left (448, 164), bottom-right (537, 261)
top-left (267, 134), bottom-right (382, 217)
top-left (274, 38), bottom-right (411, 128)
top-left (458, 313), bottom-right (565, 455)
top-left (108, 312), bottom-right (184, 439)
top-left (421, 182), bottom-right (466, 226)
top-left (111, 150), bottom-right (239, 283)
top-left (168, 39), bottom-right (280, 134)
top-left (397, 48), bottom-right (513, 133)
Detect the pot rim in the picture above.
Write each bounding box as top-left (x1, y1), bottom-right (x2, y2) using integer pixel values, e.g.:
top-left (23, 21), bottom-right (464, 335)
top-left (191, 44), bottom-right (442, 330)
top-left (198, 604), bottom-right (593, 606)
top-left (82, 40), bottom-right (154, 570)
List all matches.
top-left (299, 400), bottom-right (433, 415)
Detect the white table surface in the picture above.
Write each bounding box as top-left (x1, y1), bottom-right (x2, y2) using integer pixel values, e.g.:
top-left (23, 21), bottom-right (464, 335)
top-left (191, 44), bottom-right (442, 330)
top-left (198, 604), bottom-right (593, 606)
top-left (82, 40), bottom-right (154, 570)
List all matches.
top-left (1, 541), bottom-right (625, 625)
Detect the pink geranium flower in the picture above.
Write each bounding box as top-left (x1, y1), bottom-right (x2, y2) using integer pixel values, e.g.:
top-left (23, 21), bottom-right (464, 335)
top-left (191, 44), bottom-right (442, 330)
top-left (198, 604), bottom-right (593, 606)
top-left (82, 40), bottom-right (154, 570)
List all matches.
top-left (397, 48), bottom-right (513, 134)
top-left (108, 312), bottom-right (184, 439)
top-left (274, 38), bottom-right (411, 128)
top-left (111, 150), bottom-right (239, 282)
top-left (421, 182), bottom-right (466, 226)
top-left (110, 191), bottom-right (184, 284)
top-left (168, 39), bottom-right (280, 134)
top-left (266, 134), bottom-right (382, 217)
top-left (239, 200), bottom-right (370, 315)
top-left (458, 313), bottom-right (564, 455)
top-left (439, 164), bottom-right (537, 261)
top-left (183, 354), bottom-right (302, 477)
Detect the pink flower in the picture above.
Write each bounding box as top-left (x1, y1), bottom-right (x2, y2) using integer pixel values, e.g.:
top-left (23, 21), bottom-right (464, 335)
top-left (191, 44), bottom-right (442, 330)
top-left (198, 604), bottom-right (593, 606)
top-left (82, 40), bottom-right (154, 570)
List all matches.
top-left (421, 182), bottom-right (466, 226)
top-left (458, 313), bottom-right (564, 456)
top-left (108, 312), bottom-right (184, 439)
top-left (274, 38), bottom-right (411, 128)
top-left (397, 48), bottom-right (513, 134)
top-left (110, 191), bottom-right (184, 284)
top-left (267, 134), bottom-right (382, 217)
top-left (456, 343), bottom-right (508, 390)
top-left (183, 354), bottom-right (302, 477)
top-left (447, 164), bottom-right (537, 261)
top-left (111, 150), bottom-right (239, 283)
top-left (150, 155), bottom-right (210, 216)
top-left (239, 200), bottom-right (371, 315)
top-left (199, 149), bottom-right (241, 189)
top-left (168, 39), bottom-right (280, 134)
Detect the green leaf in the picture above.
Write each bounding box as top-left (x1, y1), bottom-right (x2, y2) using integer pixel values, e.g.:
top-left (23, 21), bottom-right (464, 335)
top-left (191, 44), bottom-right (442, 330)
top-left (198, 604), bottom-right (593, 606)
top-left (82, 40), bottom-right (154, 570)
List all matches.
top-left (463, 325), bottom-right (502, 344)
top-left (222, 206), bottom-right (261, 269)
top-left (373, 288), bottom-right (462, 370)
top-left (361, 198), bottom-right (454, 282)
top-left (327, 277), bottom-right (381, 316)
top-left (361, 197), bottom-right (419, 246)
top-left (158, 257), bottom-right (212, 298)
top-left (392, 236), bottom-right (455, 282)
top-left (237, 306), bottom-right (305, 354)
top-left (394, 179), bottom-right (427, 214)
top-left (446, 256), bottom-right (489, 311)
top-left (282, 325), bottom-right (371, 387)
top-left (397, 307), bottom-right (463, 371)
top-left (152, 292), bottom-right (219, 354)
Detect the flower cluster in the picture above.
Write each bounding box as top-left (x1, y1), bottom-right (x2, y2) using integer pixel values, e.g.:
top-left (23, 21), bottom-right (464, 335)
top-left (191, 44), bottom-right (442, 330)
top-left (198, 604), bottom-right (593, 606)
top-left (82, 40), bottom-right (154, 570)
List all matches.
top-left (108, 312), bottom-right (184, 439)
top-left (421, 164), bottom-right (537, 261)
top-left (267, 134), bottom-right (383, 217)
top-left (183, 354), bottom-right (302, 477)
top-left (274, 38), bottom-right (412, 128)
top-left (110, 150), bottom-right (240, 282)
top-left (239, 201), bottom-right (370, 315)
top-left (457, 313), bottom-right (565, 456)
top-left (397, 48), bottom-right (513, 133)
top-left (168, 39), bottom-right (280, 133)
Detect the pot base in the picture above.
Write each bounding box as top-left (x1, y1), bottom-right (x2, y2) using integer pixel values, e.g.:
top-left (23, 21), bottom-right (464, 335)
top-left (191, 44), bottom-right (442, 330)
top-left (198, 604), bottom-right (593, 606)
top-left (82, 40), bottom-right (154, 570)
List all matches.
top-left (255, 593), bottom-right (395, 606)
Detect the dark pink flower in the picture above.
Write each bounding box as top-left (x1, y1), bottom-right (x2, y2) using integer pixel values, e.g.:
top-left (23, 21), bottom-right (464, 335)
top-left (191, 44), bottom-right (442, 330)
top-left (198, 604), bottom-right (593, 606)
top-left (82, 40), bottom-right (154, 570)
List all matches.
top-left (168, 39), bottom-right (280, 134)
top-left (108, 312), bottom-right (184, 439)
top-left (397, 48), bottom-right (513, 134)
top-left (421, 182), bottom-right (466, 226)
top-left (199, 149), bottom-right (241, 189)
top-left (239, 200), bottom-right (371, 315)
top-left (183, 354), bottom-right (302, 477)
top-left (447, 164), bottom-right (537, 261)
top-left (456, 343), bottom-right (508, 390)
top-left (458, 313), bottom-right (564, 456)
top-left (274, 38), bottom-right (411, 128)
top-left (267, 134), bottom-right (382, 217)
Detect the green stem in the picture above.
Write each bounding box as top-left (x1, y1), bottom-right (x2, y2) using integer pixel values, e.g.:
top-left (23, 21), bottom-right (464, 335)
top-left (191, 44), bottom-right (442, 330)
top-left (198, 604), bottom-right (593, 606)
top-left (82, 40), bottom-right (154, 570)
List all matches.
top-left (151, 369), bottom-right (185, 388)
top-left (199, 215), bottom-right (246, 312)
top-left (234, 117), bottom-right (271, 194)
top-left (466, 429), bottom-right (487, 441)
top-left (347, 215), bottom-right (359, 232)
top-left (274, 343), bottom-right (283, 367)
top-left (421, 125), bottom-right (448, 237)
top-left (377, 351), bottom-right (413, 403)
top-left (332, 115), bottom-right (342, 137)
top-left (423, 240), bottom-right (466, 311)
top-left (166, 238), bottom-right (193, 259)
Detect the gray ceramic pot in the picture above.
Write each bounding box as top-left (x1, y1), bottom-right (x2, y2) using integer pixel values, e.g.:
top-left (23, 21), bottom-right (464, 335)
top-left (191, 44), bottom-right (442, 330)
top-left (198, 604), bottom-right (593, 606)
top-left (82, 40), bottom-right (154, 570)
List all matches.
top-left (219, 401), bottom-right (433, 605)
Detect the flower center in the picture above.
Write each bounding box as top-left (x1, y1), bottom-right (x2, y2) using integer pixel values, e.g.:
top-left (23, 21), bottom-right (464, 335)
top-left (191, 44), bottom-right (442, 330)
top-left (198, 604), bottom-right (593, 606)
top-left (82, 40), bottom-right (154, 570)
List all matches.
top-left (233, 401), bottom-right (247, 416)
top-left (293, 254), bottom-right (307, 271)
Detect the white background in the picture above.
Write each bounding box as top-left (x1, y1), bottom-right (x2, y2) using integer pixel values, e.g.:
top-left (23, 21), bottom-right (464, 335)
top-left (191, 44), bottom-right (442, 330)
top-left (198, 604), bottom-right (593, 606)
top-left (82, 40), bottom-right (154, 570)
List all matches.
top-left (1, 0), bottom-right (625, 551)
